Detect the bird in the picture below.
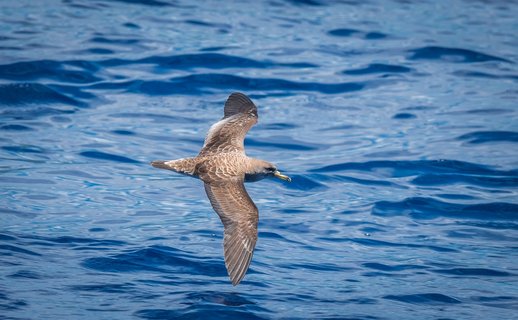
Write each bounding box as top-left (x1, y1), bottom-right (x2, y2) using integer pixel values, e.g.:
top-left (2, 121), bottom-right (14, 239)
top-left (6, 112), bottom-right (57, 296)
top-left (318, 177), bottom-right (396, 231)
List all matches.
top-left (151, 92), bottom-right (291, 286)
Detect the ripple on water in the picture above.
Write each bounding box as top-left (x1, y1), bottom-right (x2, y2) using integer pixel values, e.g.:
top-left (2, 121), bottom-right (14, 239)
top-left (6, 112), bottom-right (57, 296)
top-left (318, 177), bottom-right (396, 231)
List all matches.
top-left (362, 262), bottom-right (429, 272)
top-left (0, 208), bottom-right (37, 219)
top-left (79, 151), bottom-right (140, 164)
top-left (7, 270), bottom-right (42, 279)
top-left (1, 145), bottom-right (45, 154)
top-left (0, 83), bottom-right (83, 107)
top-left (457, 131), bottom-right (518, 144)
top-left (372, 197), bottom-right (518, 221)
top-left (70, 283), bottom-right (136, 294)
top-left (0, 289), bottom-right (28, 312)
top-left (343, 63), bottom-right (413, 75)
top-left (392, 112), bottom-right (417, 119)
top-left (0, 244), bottom-right (41, 257)
top-left (311, 159), bottom-right (517, 177)
top-left (384, 293), bottom-right (462, 305)
top-left (0, 124), bottom-right (35, 131)
top-left (469, 296), bottom-right (518, 310)
top-left (432, 268), bottom-right (513, 277)
top-left (101, 53), bottom-right (318, 70)
top-left (88, 74), bottom-right (368, 95)
top-left (408, 46), bottom-right (512, 63)
top-left (327, 28), bottom-right (389, 39)
top-left (82, 245), bottom-right (228, 278)
top-left (412, 174), bottom-right (518, 188)
top-left (317, 236), bottom-right (456, 253)
top-left (91, 0), bottom-right (177, 7)
top-left (452, 70), bottom-right (518, 81)
top-left (0, 60), bottom-right (102, 83)
top-left (135, 308), bottom-right (269, 320)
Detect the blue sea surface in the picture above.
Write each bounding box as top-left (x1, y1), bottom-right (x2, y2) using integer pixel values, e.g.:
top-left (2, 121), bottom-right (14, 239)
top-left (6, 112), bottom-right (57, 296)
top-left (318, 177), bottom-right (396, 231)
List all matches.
top-left (1, 0), bottom-right (517, 319)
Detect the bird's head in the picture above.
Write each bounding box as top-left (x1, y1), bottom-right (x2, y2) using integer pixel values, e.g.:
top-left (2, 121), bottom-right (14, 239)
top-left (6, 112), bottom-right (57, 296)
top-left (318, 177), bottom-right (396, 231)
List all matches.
top-left (246, 159), bottom-right (291, 182)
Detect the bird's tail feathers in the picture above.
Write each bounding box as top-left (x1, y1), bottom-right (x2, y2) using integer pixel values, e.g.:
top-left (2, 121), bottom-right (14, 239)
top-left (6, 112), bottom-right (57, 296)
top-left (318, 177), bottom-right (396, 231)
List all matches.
top-left (151, 158), bottom-right (197, 176)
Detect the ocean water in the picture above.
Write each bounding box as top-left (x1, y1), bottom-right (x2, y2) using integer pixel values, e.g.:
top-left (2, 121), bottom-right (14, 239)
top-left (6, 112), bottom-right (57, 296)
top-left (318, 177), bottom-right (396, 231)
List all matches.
top-left (1, 0), bottom-right (517, 319)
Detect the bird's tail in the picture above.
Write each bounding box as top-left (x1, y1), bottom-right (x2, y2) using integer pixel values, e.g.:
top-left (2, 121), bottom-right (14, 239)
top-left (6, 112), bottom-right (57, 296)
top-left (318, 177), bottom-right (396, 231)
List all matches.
top-left (150, 158), bottom-right (198, 176)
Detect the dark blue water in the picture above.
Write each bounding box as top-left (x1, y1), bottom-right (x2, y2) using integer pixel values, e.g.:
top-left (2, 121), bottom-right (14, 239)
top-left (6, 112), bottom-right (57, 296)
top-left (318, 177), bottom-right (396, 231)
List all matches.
top-left (1, 0), bottom-right (517, 319)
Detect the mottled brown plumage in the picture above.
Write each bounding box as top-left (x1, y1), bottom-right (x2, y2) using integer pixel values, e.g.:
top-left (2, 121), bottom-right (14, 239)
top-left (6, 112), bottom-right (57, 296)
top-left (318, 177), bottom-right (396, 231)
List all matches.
top-left (151, 92), bottom-right (291, 286)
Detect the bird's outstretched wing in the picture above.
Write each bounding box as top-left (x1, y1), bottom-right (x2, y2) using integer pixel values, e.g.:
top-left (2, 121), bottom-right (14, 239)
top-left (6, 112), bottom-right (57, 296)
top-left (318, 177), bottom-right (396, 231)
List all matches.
top-left (204, 180), bottom-right (258, 286)
top-left (199, 92), bottom-right (258, 157)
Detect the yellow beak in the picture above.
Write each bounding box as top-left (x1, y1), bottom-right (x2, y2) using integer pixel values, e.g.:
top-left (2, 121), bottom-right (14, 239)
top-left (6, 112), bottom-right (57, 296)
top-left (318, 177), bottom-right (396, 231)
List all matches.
top-left (274, 170), bottom-right (291, 182)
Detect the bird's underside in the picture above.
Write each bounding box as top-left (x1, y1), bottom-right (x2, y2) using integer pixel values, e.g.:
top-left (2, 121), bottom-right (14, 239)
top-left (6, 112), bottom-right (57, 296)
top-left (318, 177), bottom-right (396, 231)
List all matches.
top-left (151, 92), bottom-right (290, 285)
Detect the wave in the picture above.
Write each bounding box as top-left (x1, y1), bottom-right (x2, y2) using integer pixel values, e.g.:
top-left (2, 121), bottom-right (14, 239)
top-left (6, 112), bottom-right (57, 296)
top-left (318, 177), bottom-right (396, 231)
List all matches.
top-left (26, 235), bottom-right (125, 247)
top-left (362, 262), bottom-right (428, 272)
top-left (0, 83), bottom-right (85, 107)
top-left (79, 151), bottom-right (141, 164)
top-left (285, 0), bottom-right (325, 7)
top-left (314, 173), bottom-right (401, 188)
top-left (408, 46), bottom-right (512, 63)
top-left (2, 233), bottom-right (127, 248)
top-left (0, 244), bottom-right (41, 256)
top-left (318, 237), bottom-right (456, 252)
top-left (308, 159), bottom-right (518, 190)
top-left (433, 268), bottom-right (512, 277)
top-left (0, 124), bottom-right (34, 131)
top-left (0, 177), bottom-right (55, 185)
top-left (82, 245), bottom-right (228, 277)
top-left (0, 53), bottom-right (316, 85)
top-left (457, 131), bottom-right (518, 144)
top-left (372, 197), bottom-right (518, 221)
top-left (98, 0), bottom-right (179, 7)
top-left (0, 60), bottom-right (101, 83)
top-left (384, 293), bottom-right (461, 304)
top-left (0, 209), bottom-right (37, 218)
top-left (2, 145), bottom-right (45, 154)
top-left (136, 308), bottom-right (269, 320)
top-left (88, 73), bottom-right (367, 95)
top-left (412, 173), bottom-right (518, 188)
top-left (328, 28), bottom-right (388, 40)
top-left (343, 63), bottom-right (412, 75)
top-left (392, 112), bottom-right (417, 119)
top-left (70, 283), bottom-right (136, 294)
top-left (100, 52), bottom-right (318, 69)
top-left (108, 112), bottom-right (203, 124)
top-left (453, 70), bottom-right (518, 80)
top-left (310, 159), bottom-right (517, 177)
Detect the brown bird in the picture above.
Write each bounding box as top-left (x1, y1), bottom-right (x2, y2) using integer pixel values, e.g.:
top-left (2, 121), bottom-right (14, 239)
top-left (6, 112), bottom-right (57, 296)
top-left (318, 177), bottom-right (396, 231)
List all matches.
top-left (151, 92), bottom-right (291, 285)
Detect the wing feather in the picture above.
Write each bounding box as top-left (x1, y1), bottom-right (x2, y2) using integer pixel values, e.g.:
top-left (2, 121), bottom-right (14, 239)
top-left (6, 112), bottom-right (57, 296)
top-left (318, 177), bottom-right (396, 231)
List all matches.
top-left (224, 92), bottom-right (257, 119)
top-left (199, 93), bottom-right (258, 156)
top-left (204, 181), bottom-right (258, 286)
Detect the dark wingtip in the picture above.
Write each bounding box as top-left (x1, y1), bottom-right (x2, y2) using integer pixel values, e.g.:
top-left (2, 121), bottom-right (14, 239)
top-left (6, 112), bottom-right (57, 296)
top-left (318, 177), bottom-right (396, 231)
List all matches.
top-left (230, 273), bottom-right (243, 286)
top-left (224, 92), bottom-right (257, 119)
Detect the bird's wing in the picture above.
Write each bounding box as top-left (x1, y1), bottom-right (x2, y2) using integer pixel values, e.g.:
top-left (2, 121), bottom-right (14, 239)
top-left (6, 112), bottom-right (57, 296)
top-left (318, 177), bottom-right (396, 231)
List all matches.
top-left (204, 180), bottom-right (258, 286)
top-left (199, 92), bottom-right (258, 156)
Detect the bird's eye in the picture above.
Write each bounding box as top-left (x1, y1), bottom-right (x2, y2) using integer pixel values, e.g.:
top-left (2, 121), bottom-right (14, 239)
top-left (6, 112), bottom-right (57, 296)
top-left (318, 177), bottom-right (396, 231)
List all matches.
top-left (266, 167), bottom-right (276, 172)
